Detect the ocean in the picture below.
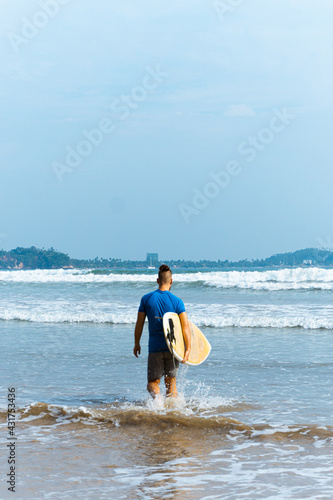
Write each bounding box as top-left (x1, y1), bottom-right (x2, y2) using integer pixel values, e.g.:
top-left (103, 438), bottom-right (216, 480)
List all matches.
top-left (0, 267), bottom-right (333, 499)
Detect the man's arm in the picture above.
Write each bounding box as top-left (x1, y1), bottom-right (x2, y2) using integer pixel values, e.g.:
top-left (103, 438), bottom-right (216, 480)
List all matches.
top-left (133, 312), bottom-right (146, 357)
top-left (179, 311), bottom-right (191, 364)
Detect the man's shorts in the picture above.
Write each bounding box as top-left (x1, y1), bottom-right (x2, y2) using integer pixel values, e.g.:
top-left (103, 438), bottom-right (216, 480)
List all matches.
top-left (148, 351), bottom-right (179, 381)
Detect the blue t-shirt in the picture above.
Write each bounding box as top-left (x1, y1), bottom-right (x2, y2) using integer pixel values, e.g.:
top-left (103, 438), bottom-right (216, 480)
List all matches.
top-left (138, 289), bottom-right (186, 352)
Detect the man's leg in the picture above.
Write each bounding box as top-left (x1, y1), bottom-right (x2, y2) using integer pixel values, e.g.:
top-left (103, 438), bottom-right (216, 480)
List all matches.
top-left (164, 351), bottom-right (179, 398)
top-left (164, 376), bottom-right (177, 397)
top-left (147, 352), bottom-right (164, 398)
top-left (147, 379), bottom-right (161, 398)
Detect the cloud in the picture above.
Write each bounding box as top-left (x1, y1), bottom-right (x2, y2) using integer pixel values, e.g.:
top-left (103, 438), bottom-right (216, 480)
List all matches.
top-left (224, 105), bottom-right (256, 117)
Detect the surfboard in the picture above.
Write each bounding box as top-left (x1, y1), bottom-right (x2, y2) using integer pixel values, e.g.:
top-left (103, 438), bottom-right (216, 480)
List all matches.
top-left (163, 312), bottom-right (211, 366)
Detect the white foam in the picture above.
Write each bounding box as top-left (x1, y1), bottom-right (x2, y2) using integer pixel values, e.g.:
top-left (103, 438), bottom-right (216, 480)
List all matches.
top-left (193, 314), bottom-right (333, 330)
top-left (0, 296), bottom-right (138, 324)
top-left (1, 300), bottom-right (333, 329)
top-left (190, 303), bottom-right (333, 330)
top-left (194, 267), bottom-right (333, 291)
top-left (146, 394), bottom-right (166, 411)
top-left (0, 308), bottom-right (136, 324)
top-left (0, 269), bottom-right (155, 283)
top-left (1, 267), bottom-right (333, 290)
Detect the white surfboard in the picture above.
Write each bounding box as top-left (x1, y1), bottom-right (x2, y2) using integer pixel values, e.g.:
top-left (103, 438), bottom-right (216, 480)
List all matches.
top-left (163, 312), bottom-right (211, 366)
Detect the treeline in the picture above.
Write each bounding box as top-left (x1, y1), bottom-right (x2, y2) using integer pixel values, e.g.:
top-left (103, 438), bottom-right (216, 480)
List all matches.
top-left (69, 248), bottom-right (333, 268)
top-left (253, 248), bottom-right (333, 267)
top-left (0, 246), bottom-right (333, 270)
top-left (164, 248), bottom-right (333, 268)
top-left (0, 247), bottom-right (71, 269)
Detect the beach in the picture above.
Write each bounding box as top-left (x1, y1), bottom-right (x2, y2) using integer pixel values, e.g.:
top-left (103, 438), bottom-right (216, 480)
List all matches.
top-left (1, 268), bottom-right (333, 498)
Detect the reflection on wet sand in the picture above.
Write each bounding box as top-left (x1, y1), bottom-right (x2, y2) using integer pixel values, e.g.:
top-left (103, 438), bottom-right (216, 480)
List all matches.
top-left (116, 425), bottom-right (221, 500)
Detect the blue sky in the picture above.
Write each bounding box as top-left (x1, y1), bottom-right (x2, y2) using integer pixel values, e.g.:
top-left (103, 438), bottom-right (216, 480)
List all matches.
top-left (1, 0), bottom-right (333, 260)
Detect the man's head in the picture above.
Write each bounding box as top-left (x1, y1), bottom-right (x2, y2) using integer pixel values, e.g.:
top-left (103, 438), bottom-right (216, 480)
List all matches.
top-left (157, 264), bottom-right (172, 289)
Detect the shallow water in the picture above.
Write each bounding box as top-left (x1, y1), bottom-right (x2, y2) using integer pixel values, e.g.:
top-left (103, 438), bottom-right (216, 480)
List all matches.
top-left (1, 268), bottom-right (333, 498)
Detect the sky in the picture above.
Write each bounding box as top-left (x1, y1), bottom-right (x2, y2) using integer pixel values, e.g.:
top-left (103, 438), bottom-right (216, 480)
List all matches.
top-left (0, 0), bottom-right (333, 261)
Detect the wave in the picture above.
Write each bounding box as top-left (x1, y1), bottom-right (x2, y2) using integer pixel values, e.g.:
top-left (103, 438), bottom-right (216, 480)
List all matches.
top-left (192, 267), bottom-right (333, 291)
top-left (1, 302), bottom-right (333, 330)
top-left (0, 269), bottom-right (154, 284)
top-left (2, 267), bottom-right (333, 290)
top-left (0, 309), bottom-right (135, 324)
top-left (1, 402), bottom-right (332, 442)
top-left (1, 314), bottom-right (332, 330)
top-left (194, 316), bottom-right (333, 330)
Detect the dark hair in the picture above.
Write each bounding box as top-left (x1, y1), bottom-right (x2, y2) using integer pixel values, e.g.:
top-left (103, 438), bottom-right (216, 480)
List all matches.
top-left (158, 264), bottom-right (172, 283)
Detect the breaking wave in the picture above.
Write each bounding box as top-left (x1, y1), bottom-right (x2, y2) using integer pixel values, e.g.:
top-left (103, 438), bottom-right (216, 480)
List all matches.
top-left (1, 402), bottom-right (332, 443)
top-left (1, 267), bottom-right (333, 290)
top-left (1, 302), bottom-right (333, 330)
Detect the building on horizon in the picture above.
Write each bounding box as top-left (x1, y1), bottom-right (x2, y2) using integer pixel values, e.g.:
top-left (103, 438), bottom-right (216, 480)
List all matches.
top-left (146, 253), bottom-right (159, 267)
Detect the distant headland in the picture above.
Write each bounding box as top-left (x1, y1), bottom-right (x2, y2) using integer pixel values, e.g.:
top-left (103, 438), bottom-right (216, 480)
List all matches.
top-left (0, 246), bottom-right (333, 270)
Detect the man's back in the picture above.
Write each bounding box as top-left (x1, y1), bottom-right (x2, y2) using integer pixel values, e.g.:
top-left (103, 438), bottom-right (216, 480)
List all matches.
top-left (139, 289), bottom-right (185, 352)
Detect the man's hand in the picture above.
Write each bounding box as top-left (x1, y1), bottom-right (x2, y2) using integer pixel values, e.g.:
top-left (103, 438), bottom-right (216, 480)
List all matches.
top-left (133, 343), bottom-right (141, 358)
top-left (179, 311), bottom-right (191, 364)
top-left (134, 312), bottom-right (146, 358)
top-left (181, 348), bottom-right (190, 364)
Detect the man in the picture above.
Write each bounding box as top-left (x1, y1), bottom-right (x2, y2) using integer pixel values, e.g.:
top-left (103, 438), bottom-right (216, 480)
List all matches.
top-left (133, 264), bottom-right (191, 398)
